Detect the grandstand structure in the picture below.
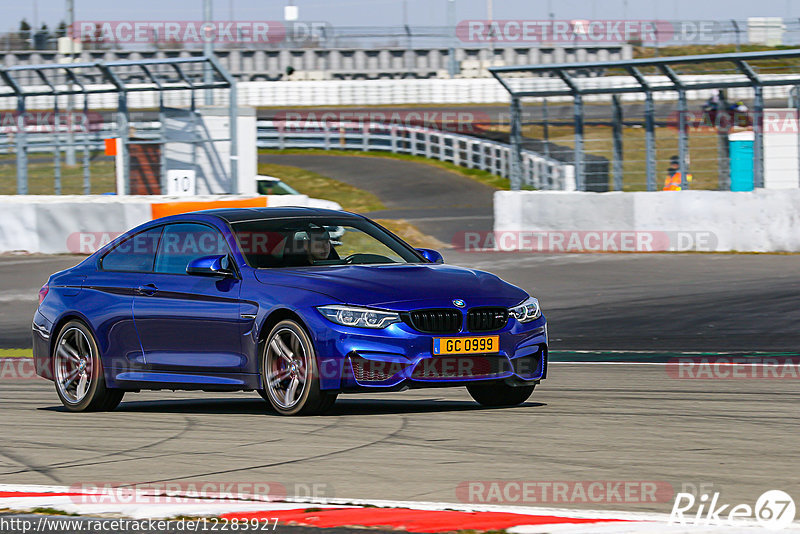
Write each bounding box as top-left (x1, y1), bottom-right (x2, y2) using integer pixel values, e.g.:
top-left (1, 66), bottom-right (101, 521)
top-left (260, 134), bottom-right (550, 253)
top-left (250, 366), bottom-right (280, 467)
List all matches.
top-left (0, 44), bottom-right (632, 81)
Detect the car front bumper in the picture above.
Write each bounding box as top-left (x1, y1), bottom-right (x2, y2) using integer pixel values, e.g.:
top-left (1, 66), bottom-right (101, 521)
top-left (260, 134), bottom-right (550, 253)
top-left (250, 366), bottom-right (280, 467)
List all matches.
top-left (306, 310), bottom-right (548, 392)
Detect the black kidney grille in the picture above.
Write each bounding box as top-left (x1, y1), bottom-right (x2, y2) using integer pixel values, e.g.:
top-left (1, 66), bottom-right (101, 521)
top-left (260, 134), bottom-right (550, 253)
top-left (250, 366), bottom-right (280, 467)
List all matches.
top-left (404, 309), bottom-right (462, 334)
top-left (467, 307), bottom-right (509, 332)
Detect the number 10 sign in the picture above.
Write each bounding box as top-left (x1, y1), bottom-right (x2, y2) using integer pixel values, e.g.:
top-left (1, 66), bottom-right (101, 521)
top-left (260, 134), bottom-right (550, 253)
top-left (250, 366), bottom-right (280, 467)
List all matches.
top-left (166, 169), bottom-right (197, 196)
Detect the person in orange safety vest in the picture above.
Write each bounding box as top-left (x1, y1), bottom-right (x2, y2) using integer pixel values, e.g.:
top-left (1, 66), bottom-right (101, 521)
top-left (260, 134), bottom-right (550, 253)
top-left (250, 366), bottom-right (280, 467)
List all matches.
top-left (663, 156), bottom-right (693, 191)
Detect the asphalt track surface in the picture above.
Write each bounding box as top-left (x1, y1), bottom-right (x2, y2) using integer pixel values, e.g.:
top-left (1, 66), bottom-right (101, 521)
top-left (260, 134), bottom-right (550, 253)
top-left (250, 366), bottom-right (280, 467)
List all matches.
top-left (260, 153), bottom-right (495, 243)
top-left (0, 154), bottom-right (798, 521)
top-left (1, 364), bottom-right (798, 515)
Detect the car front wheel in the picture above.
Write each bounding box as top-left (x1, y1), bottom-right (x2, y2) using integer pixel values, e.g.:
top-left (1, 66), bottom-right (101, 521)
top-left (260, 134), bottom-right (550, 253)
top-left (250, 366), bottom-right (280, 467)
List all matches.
top-left (466, 382), bottom-right (535, 407)
top-left (53, 320), bottom-right (124, 412)
top-left (260, 319), bottom-right (336, 416)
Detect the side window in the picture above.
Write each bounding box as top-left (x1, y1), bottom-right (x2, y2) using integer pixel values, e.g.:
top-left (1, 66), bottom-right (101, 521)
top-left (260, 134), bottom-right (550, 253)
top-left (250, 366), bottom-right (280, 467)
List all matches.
top-left (154, 223), bottom-right (230, 275)
top-left (100, 227), bottom-right (163, 273)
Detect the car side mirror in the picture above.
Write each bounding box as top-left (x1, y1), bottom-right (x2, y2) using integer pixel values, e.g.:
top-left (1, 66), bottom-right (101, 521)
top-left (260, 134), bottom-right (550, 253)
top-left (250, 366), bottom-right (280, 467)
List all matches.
top-left (186, 255), bottom-right (236, 278)
top-left (416, 248), bottom-right (444, 264)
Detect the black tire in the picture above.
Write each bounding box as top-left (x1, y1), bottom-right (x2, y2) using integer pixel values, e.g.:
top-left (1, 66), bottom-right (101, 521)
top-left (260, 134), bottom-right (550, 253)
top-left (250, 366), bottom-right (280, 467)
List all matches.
top-left (466, 382), bottom-right (535, 407)
top-left (258, 387), bottom-right (337, 414)
top-left (260, 319), bottom-right (336, 416)
top-left (52, 320), bottom-right (124, 412)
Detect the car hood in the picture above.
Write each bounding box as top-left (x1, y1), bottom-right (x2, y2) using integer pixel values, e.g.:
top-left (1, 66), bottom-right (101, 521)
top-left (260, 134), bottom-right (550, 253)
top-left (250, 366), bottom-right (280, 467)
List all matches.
top-left (254, 263), bottom-right (528, 309)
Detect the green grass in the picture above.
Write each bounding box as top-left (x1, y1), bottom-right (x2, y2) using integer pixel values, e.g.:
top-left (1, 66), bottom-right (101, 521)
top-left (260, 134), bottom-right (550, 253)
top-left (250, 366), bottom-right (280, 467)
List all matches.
top-left (0, 152), bottom-right (116, 195)
top-left (631, 44), bottom-right (800, 74)
top-left (0, 349), bottom-right (32, 358)
top-left (258, 162), bottom-right (385, 213)
top-left (29, 507), bottom-right (79, 516)
top-left (260, 148), bottom-right (509, 191)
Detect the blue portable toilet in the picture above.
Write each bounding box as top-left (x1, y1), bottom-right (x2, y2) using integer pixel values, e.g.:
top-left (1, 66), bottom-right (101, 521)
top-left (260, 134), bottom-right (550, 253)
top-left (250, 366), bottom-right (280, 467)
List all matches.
top-left (729, 131), bottom-right (754, 191)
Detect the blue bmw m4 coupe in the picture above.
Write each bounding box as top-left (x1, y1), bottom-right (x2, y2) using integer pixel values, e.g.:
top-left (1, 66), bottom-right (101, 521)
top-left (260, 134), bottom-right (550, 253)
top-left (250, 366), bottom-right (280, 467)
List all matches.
top-left (33, 208), bottom-right (547, 415)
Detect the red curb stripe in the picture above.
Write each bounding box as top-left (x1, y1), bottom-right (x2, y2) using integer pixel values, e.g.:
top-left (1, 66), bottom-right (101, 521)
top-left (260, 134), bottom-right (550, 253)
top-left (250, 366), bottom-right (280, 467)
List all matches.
top-left (221, 507), bottom-right (628, 532)
top-left (0, 492), bottom-right (91, 498)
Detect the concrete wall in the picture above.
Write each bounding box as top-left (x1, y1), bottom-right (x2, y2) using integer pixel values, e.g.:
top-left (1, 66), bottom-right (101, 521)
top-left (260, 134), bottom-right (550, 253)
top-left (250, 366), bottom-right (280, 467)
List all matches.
top-left (492, 190), bottom-right (800, 252)
top-left (0, 195), bottom-right (341, 255)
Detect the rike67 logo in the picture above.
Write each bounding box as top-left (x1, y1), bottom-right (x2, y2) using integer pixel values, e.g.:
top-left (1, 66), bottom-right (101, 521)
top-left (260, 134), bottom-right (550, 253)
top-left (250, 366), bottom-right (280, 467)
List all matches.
top-left (670, 490), bottom-right (796, 530)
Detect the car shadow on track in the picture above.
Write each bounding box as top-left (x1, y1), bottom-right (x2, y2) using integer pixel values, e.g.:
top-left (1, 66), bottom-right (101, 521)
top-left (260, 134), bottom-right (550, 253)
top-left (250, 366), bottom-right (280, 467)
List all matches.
top-left (38, 398), bottom-right (546, 416)
top-left (329, 398), bottom-right (546, 416)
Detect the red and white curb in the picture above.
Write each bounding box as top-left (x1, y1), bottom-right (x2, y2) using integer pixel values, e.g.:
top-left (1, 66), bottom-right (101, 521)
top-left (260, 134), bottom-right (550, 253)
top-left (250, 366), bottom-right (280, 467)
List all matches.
top-left (1, 485), bottom-right (797, 533)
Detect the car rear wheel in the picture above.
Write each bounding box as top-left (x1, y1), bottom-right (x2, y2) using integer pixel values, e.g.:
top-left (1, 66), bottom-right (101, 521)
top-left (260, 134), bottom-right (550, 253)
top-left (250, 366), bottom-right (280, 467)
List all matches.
top-left (53, 320), bottom-right (124, 412)
top-left (260, 320), bottom-right (336, 416)
top-left (466, 382), bottom-right (535, 407)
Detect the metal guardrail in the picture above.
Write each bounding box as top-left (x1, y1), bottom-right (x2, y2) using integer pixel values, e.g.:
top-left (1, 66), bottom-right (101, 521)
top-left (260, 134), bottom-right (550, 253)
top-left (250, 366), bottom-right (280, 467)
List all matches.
top-left (491, 49), bottom-right (800, 191)
top-left (2, 119), bottom-right (575, 192)
top-left (256, 120), bottom-right (575, 191)
top-left (0, 56), bottom-right (237, 195)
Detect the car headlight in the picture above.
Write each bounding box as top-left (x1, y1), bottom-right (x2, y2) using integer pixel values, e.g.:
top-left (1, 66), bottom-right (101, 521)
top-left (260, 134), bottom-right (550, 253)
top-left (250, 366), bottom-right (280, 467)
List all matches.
top-left (317, 305), bottom-right (401, 329)
top-left (509, 296), bottom-right (541, 323)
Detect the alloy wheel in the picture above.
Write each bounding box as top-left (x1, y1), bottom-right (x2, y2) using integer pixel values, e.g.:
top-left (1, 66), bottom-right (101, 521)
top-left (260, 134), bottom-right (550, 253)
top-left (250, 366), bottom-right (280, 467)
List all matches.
top-left (54, 327), bottom-right (94, 404)
top-left (266, 327), bottom-right (309, 410)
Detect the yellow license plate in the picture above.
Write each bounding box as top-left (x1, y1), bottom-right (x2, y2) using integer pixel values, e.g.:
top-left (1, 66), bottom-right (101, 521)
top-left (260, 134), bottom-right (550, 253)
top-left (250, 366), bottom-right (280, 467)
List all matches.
top-left (433, 336), bottom-right (500, 355)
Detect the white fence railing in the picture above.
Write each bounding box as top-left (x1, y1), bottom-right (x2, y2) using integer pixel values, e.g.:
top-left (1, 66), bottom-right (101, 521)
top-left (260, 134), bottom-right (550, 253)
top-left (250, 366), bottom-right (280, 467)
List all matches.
top-left (0, 119), bottom-right (575, 190)
top-left (257, 120), bottom-right (575, 190)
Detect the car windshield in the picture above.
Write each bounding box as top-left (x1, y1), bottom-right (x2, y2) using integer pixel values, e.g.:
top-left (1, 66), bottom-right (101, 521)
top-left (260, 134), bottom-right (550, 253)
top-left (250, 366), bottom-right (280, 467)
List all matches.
top-left (256, 179), bottom-right (300, 195)
top-left (231, 217), bottom-right (423, 268)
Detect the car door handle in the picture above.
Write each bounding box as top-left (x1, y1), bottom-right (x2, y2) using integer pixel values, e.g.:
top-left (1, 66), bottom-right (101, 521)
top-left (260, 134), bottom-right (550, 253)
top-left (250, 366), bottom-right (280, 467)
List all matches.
top-left (136, 284), bottom-right (159, 296)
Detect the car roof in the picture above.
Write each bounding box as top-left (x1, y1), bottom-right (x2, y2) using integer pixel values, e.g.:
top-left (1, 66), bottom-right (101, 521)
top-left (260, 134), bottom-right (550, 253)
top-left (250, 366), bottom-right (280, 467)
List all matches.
top-left (192, 207), bottom-right (362, 223)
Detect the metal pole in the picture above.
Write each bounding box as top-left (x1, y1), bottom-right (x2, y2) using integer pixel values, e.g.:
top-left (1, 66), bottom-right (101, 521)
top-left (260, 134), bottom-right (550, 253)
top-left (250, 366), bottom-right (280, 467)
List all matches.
top-left (542, 98), bottom-right (549, 148)
top-left (612, 95), bottom-right (624, 191)
top-left (159, 90), bottom-right (167, 193)
top-left (16, 96), bottom-right (27, 195)
top-left (645, 91), bottom-right (656, 191)
top-left (447, 0), bottom-right (457, 78)
top-left (191, 89), bottom-right (198, 193)
top-left (229, 80), bottom-right (238, 193)
top-left (796, 85), bottom-right (800, 188)
top-left (203, 0), bottom-right (214, 106)
top-left (543, 98), bottom-right (550, 188)
top-left (677, 88), bottom-right (689, 189)
top-left (53, 95), bottom-right (61, 194)
top-left (732, 20), bottom-right (741, 53)
top-left (509, 96), bottom-right (523, 190)
top-left (82, 96), bottom-right (90, 194)
top-left (65, 0), bottom-right (76, 166)
top-left (717, 129), bottom-right (730, 191)
top-left (487, 0), bottom-right (494, 66)
top-left (118, 91), bottom-right (130, 195)
top-left (753, 84), bottom-right (764, 188)
top-left (574, 93), bottom-right (584, 191)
